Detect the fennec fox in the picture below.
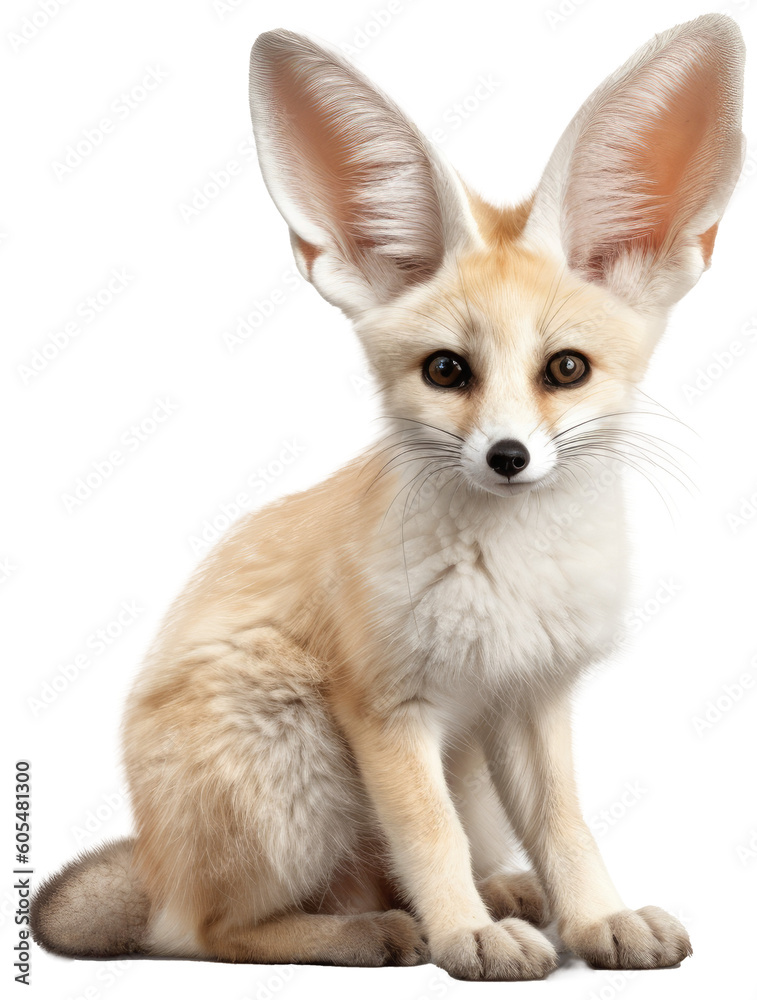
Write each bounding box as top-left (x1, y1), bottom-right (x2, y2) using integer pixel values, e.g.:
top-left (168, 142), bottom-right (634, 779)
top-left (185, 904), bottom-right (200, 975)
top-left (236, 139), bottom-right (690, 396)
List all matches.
top-left (32, 14), bottom-right (744, 981)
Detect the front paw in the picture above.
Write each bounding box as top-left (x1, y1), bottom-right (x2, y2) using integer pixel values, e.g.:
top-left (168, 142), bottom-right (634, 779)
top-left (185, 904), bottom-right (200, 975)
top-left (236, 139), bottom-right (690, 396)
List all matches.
top-left (562, 906), bottom-right (692, 969)
top-left (433, 917), bottom-right (558, 981)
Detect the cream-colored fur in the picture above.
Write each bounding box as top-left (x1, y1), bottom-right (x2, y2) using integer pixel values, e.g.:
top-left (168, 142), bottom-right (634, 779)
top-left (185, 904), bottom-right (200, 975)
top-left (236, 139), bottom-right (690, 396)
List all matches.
top-left (32, 15), bottom-right (744, 981)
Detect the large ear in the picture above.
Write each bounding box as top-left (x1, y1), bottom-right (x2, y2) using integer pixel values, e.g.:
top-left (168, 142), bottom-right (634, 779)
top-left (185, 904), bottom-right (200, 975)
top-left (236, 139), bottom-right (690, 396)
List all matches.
top-left (521, 14), bottom-right (745, 313)
top-left (249, 30), bottom-right (481, 317)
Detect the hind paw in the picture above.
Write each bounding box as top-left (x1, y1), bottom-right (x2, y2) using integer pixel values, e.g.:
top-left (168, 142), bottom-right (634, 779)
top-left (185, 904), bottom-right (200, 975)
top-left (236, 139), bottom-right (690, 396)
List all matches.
top-left (477, 870), bottom-right (549, 926)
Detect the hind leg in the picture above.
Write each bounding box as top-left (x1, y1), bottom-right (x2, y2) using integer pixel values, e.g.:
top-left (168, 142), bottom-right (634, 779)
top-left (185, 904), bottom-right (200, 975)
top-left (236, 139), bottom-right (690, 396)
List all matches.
top-left (445, 738), bottom-right (521, 879)
top-left (445, 740), bottom-right (549, 926)
top-left (201, 908), bottom-right (427, 966)
top-left (477, 871), bottom-right (549, 927)
top-left (124, 626), bottom-right (425, 965)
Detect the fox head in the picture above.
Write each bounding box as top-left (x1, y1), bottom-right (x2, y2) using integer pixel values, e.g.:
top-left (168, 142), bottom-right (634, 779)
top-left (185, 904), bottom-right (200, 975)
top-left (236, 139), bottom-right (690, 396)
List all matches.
top-left (248, 17), bottom-right (744, 499)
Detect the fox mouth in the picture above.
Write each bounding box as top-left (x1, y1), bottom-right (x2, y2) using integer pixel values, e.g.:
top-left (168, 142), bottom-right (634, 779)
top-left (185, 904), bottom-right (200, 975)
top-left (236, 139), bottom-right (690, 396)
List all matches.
top-left (466, 472), bottom-right (550, 498)
top-left (494, 479), bottom-right (540, 494)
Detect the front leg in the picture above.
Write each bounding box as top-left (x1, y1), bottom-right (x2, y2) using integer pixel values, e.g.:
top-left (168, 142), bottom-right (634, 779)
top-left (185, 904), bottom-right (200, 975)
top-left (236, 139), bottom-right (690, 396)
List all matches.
top-left (480, 694), bottom-right (692, 970)
top-left (335, 698), bottom-right (558, 981)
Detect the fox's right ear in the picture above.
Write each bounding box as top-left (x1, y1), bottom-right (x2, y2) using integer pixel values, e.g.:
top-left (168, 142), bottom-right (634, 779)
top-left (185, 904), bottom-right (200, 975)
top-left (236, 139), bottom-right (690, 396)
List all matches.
top-left (248, 30), bottom-right (480, 318)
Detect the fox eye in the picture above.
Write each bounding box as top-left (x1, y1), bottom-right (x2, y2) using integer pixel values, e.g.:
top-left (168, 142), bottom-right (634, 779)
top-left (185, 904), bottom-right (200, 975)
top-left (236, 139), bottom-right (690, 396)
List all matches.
top-left (423, 351), bottom-right (472, 389)
top-left (545, 350), bottom-right (590, 387)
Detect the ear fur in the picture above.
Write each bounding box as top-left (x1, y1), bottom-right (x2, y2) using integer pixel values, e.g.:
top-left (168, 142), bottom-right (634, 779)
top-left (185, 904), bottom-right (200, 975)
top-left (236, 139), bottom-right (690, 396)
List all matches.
top-left (521, 13), bottom-right (745, 313)
top-left (248, 29), bottom-right (481, 317)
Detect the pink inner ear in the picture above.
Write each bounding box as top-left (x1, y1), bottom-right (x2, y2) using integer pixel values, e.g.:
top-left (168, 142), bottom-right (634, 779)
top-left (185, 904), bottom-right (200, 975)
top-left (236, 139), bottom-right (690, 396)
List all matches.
top-left (258, 40), bottom-right (446, 283)
top-left (268, 65), bottom-right (362, 250)
top-left (698, 222), bottom-right (719, 267)
top-left (294, 235), bottom-right (321, 278)
top-left (625, 74), bottom-right (718, 253)
top-left (563, 25), bottom-right (742, 283)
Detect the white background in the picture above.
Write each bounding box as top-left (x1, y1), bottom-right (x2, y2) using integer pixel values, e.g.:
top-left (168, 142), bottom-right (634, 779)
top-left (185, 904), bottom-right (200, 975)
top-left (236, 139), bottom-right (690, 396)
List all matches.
top-left (2, 0), bottom-right (756, 997)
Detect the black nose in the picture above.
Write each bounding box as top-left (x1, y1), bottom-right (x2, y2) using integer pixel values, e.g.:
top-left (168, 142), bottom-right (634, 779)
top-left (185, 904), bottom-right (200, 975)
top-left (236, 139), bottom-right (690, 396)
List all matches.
top-left (486, 439), bottom-right (530, 478)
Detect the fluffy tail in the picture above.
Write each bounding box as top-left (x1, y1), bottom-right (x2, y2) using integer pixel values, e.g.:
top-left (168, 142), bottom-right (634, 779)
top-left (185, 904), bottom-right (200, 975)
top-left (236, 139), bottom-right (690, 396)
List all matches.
top-left (31, 838), bottom-right (150, 957)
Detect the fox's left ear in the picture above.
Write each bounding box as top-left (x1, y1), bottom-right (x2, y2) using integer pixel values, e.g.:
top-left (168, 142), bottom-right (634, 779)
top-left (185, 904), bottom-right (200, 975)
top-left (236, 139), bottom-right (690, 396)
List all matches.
top-left (522, 14), bottom-right (745, 313)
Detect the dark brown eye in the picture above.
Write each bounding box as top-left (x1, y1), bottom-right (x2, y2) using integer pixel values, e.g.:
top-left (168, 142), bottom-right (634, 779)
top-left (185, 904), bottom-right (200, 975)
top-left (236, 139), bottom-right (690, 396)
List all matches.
top-left (423, 352), bottom-right (471, 389)
top-left (545, 350), bottom-right (590, 387)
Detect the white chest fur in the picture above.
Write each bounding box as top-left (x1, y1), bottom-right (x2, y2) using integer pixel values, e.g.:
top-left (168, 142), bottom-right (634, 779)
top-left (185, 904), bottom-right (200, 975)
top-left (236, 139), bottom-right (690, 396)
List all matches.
top-left (371, 471), bottom-right (629, 708)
